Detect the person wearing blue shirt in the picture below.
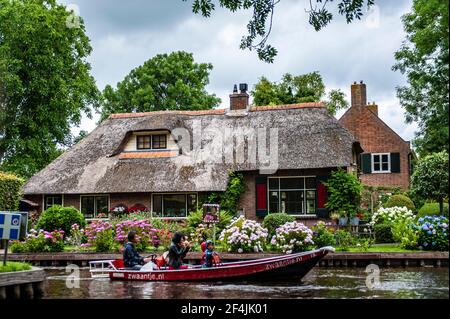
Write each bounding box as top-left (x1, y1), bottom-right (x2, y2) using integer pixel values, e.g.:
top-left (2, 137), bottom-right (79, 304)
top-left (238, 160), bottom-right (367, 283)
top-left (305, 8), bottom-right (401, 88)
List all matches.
top-left (123, 231), bottom-right (152, 270)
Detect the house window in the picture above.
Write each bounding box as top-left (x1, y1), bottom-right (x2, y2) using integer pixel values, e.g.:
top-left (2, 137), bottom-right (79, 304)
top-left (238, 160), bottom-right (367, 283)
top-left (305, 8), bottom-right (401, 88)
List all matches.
top-left (268, 177), bottom-right (316, 216)
top-left (81, 195), bottom-right (109, 219)
top-left (136, 134), bottom-right (167, 150)
top-left (152, 193), bottom-right (197, 218)
top-left (44, 195), bottom-right (62, 210)
top-left (372, 153), bottom-right (390, 173)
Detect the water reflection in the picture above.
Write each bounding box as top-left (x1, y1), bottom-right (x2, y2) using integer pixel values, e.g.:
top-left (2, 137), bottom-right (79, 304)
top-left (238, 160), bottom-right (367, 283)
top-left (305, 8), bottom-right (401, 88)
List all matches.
top-left (43, 267), bottom-right (449, 299)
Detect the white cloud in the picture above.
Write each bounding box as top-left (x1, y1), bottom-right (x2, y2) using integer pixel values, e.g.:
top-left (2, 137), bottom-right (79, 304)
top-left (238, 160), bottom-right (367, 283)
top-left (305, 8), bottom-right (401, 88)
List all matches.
top-left (64, 0), bottom-right (417, 142)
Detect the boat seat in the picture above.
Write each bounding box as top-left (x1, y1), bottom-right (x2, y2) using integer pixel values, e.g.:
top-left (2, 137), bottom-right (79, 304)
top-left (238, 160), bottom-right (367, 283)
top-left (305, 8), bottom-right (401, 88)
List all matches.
top-left (112, 259), bottom-right (125, 269)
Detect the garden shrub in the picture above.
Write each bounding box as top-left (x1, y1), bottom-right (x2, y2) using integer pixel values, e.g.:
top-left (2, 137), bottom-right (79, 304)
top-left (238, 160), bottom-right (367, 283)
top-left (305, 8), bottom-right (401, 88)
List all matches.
top-left (418, 202), bottom-right (449, 218)
top-left (325, 168), bottom-right (362, 217)
top-left (391, 219), bottom-right (419, 250)
top-left (262, 213), bottom-right (295, 238)
top-left (115, 219), bottom-right (160, 251)
top-left (0, 262), bottom-right (32, 273)
top-left (384, 194), bottom-right (416, 212)
top-left (373, 223), bottom-right (394, 243)
top-left (36, 205), bottom-right (85, 236)
top-left (83, 220), bottom-right (115, 252)
top-left (311, 221), bottom-right (336, 248)
top-left (270, 221), bottom-right (314, 253)
top-left (10, 229), bottom-right (65, 253)
top-left (208, 172), bottom-right (246, 214)
top-left (415, 216), bottom-right (449, 251)
top-left (186, 209), bottom-right (233, 238)
top-left (334, 230), bottom-right (354, 251)
top-left (219, 216), bottom-right (268, 253)
top-left (370, 206), bottom-right (414, 227)
top-left (0, 171), bottom-right (24, 210)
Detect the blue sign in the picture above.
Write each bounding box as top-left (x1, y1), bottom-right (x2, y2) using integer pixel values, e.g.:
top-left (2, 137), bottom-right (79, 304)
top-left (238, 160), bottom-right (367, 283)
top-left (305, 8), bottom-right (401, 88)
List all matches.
top-left (0, 212), bottom-right (22, 240)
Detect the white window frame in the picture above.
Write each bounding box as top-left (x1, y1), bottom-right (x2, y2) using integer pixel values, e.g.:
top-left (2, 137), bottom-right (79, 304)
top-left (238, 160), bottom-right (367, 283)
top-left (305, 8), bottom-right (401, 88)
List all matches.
top-left (372, 153), bottom-right (391, 173)
top-left (151, 193), bottom-right (198, 219)
top-left (44, 194), bottom-right (64, 210)
top-left (79, 194), bottom-right (110, 220)
top-left (267, 176), bottom-right (317, 217)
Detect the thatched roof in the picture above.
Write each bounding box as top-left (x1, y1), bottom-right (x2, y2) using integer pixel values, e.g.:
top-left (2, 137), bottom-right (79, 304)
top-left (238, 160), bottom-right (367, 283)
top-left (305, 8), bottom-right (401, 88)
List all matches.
top-left (23, 104), bottom-right (360, 194)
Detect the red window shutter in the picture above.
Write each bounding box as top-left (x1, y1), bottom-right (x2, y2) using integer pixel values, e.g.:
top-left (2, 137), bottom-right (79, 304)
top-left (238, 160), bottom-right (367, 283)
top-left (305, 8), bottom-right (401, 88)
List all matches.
top-left (317, 182), bottom-right (327, 209)
top-left (256, 183), bottom-right (267, 210)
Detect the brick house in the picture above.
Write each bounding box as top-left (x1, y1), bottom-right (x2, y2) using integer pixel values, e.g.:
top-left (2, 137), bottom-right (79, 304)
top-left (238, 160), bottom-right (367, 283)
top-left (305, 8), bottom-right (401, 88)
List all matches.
top-left (339, 81), bottom-right (414, 189)
top-left (22, 85), bottom-right (362, 223)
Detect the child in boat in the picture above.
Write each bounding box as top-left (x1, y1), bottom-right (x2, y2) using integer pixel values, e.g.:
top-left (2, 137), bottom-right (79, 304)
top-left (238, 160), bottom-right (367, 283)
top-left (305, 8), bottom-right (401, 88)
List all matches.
top-left (167, 232), bottom-right (191, 270)
top-left (202, 240), bottom-right (216, 268)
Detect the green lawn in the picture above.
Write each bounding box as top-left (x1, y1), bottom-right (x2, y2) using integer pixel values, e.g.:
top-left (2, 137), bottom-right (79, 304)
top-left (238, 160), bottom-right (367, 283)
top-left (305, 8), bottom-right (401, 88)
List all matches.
top-left (0, 262), bottom-right (32, 272)
top-left (343, 244), bottom-right (424, 253)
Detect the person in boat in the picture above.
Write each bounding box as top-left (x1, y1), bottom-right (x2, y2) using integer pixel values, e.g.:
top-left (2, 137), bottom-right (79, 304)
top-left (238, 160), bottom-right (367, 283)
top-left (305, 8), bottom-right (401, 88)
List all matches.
top-left (123, 231), bottom-right (153, 270)
top-left (167, 232), bottom-right (191, 270)
top-left (202, 240), bottom-right (217, 268)
top-left (200, 241), bottom-right (207, 266)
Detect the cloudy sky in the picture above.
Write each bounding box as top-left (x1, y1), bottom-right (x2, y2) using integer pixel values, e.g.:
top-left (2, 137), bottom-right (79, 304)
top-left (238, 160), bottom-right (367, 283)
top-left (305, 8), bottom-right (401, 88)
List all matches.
top-left (58, 0), bottom-right (418, 142)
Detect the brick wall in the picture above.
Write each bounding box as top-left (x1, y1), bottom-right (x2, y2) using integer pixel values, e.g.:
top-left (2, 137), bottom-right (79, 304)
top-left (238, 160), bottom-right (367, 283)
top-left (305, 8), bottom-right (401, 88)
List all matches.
top-left (340, 106), bottom-right (411, 189)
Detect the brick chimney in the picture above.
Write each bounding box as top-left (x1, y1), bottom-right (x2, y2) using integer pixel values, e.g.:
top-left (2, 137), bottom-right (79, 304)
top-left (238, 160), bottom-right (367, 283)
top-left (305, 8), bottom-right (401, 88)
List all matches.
top-left (230, 83), bottom-right (249, 111)
top-left (351, 81), bottom-right (367, 109)
top-left (367, 101), bottom-right (378, 116)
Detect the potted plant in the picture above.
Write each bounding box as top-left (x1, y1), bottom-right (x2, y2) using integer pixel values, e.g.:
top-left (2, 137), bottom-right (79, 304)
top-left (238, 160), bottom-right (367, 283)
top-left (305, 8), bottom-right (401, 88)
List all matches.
top-left (330, 212), bottom-right (340, 225)
top-left (338, 210), bottom-right (349, 226)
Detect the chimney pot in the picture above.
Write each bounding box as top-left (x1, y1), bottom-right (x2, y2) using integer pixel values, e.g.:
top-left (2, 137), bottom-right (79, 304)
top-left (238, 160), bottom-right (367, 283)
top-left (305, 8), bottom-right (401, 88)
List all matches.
top-left (351, 81), bottom-right (367, 109)
top-left (230, 83), bottom-right (249, 111)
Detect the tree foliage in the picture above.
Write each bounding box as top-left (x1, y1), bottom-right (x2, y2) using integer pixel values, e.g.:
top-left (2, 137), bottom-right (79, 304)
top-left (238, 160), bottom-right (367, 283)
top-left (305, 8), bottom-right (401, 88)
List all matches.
top-left (324, 168), bottom-right (362, 217)
top-left (208, 172), bottom-right (246, 215)
top-left (0, 171), bottom-right (24, 210)
top-left (99, 51), bottom-right (221, 121)
top-left (251, 72), bottom-right (348, 115)
top-left (184, 0), bottom-right (375, 62)
top-left (393, 0), bottom-right (449, 157)
top-left (410, 151), bottom-right (449, 214)
top-left (0, 0), bottom-right (99, 179)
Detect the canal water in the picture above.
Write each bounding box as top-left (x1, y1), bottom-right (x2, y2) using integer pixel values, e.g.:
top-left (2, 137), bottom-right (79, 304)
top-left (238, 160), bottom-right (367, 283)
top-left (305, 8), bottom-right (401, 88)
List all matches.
top-left (42, 267), bottom-right (449, 299)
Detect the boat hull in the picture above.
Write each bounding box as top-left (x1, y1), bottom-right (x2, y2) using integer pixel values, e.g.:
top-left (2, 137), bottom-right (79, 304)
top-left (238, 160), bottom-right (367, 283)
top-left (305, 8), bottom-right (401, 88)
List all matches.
top-left (106, 248), bottom-right (331, 282)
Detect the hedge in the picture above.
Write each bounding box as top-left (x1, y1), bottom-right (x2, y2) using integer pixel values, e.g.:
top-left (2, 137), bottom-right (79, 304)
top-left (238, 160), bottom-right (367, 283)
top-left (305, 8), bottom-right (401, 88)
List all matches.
top-left (384, 194), bottom-right (416, 212)
top-left (374, 223), bottom-right (394, 244)
top-left (418, 203), bottom-right (449, 218)
top-left (0, 171), bottom-right (25, 210)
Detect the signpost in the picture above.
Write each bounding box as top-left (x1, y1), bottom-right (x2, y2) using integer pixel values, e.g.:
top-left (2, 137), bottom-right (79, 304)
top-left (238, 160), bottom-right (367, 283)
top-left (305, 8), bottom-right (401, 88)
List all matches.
top-left (0, 212), bottom-right (22, 266)
top-left (202, 204), bottom-right (220, 245)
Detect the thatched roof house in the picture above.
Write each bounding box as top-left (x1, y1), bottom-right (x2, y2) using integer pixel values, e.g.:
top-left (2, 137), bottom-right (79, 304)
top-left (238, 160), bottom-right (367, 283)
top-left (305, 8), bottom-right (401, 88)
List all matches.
top-left (23, 85), bottom-right (361, 221)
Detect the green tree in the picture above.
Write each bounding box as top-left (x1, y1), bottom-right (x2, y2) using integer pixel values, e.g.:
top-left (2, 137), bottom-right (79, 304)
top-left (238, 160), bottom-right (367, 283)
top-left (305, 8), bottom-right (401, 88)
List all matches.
top-left (410, 151), bottom-right (449, 215)
top-left (325, 168), bottom-right (362, 217)
top-left (0, 0), bottom-right (99, 179)
top-left (393, 0), bottom-right (449, 157)
top-left (251, 72), bottom-right (348, 116)
top-left (184, 0), bottom-right (375, 62)
top-left (99, 51), bottom-right (221, 121)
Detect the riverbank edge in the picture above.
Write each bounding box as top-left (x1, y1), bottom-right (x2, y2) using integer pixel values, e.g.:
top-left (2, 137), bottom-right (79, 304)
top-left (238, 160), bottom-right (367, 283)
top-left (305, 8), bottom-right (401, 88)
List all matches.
top-left (0, 266), bottom-right (46, 299)
top-left (7, 251), bottom-right (449, 268)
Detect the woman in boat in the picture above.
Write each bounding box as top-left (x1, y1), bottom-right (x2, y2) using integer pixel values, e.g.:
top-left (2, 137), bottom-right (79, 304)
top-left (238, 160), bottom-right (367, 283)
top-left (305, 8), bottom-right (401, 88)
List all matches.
top-left (167, 232), bottom-right (191, 270)
top-left (123, 231), bottom-right (153, 270)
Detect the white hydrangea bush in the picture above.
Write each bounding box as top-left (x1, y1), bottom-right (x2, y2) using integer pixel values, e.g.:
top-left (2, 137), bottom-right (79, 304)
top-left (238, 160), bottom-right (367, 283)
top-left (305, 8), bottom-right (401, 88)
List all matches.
top-left (219, 216), bottom-right (268, 253)
top-left (370, 206), bottom-right (414, 226)
top-left (270, 221), bottom-right (314, 254)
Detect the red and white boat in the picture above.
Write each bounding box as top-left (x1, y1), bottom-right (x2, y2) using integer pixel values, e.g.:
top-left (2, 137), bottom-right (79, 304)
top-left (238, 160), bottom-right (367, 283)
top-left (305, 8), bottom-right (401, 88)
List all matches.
top-left (89, 247), bottom-right (334, 281)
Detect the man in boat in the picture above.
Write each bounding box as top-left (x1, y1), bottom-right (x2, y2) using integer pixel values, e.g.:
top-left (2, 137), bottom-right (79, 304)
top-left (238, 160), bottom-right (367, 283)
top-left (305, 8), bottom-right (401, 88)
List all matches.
top-left (123, 231), bottom-right (153, 270)
top-left (167, 232), bottom-right (191, 269)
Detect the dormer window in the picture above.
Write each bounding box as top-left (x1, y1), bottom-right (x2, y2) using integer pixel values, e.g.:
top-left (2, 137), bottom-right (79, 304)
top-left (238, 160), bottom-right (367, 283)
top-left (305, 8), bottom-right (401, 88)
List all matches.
top-left (137, 134), bottom-right (167, 150)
